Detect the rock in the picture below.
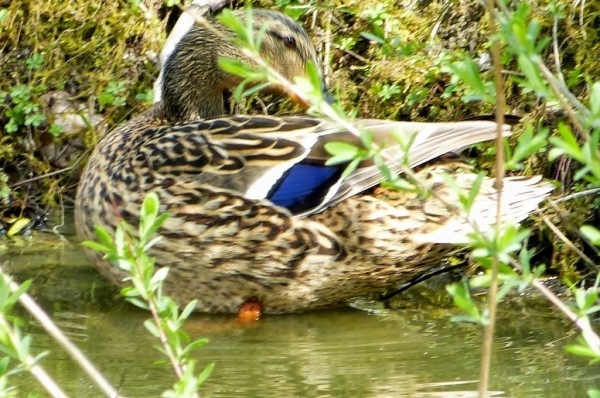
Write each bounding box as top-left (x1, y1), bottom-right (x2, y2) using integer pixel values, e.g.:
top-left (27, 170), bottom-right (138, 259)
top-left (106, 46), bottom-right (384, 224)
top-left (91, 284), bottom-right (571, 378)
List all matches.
top-left (39, 91), bottom-right (106, 168)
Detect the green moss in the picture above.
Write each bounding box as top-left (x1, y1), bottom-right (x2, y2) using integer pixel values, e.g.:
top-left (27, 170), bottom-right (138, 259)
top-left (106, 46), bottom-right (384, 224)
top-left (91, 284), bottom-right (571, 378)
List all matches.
top-left (0, 0), bottom-right (165, 217)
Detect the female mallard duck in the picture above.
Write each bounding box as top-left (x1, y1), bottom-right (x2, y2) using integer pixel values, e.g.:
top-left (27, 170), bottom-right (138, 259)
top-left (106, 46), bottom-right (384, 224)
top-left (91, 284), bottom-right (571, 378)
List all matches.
top-left (75, 9), bottom-right (553, 313)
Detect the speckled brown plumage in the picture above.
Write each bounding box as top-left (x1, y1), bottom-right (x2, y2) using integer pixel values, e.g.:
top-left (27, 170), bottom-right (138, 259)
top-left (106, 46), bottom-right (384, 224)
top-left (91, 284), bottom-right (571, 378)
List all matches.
top-left (75, 9), bottom-right (554, 313)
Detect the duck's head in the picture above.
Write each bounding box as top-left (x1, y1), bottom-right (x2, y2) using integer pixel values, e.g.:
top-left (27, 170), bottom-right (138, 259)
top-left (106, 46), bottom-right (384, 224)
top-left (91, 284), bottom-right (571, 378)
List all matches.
top-left (156, 9), bottom-right (327, 121)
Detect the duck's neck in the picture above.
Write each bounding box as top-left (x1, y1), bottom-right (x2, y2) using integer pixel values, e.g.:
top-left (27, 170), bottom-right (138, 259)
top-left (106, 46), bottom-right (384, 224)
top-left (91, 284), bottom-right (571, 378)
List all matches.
top-left (155, 58), bottom-right (227, 121)
top-left (156, 82), bottom-right (225, 121)
top-left (154, 26), bottom-right (241, 122)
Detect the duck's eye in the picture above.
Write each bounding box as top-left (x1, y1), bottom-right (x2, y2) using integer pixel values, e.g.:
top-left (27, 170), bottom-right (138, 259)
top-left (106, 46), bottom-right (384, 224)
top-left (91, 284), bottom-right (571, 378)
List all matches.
top-left (282, 36), bottom-right (297, 49)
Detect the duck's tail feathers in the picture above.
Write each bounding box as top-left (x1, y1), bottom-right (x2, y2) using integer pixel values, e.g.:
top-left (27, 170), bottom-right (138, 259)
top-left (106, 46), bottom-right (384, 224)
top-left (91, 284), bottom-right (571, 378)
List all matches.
top-left (413, 175), bottom-right (554, 244)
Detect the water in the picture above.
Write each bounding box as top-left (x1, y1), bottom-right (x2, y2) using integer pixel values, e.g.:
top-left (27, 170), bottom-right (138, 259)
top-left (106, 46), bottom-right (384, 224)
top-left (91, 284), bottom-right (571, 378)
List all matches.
top-left (2, 221), bottom-right (598, 397)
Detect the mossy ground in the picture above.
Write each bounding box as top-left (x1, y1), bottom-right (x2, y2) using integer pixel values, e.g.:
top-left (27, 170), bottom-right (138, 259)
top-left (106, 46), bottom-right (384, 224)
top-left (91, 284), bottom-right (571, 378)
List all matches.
top-left (0, 0), bottom-right (598, 275)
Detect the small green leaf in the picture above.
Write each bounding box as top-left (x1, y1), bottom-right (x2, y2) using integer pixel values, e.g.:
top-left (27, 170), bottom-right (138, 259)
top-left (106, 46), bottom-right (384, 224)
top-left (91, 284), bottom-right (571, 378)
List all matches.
top-left (466, 173), bottom-right (484, 210)
top-left (324, 142), bottom-right (360, 164)
top-left (581, 225), bottom-right (600, 246)
top-left (7, 218), bottom-right (30, 237)
top-left (142, 213), bottom-right (169, 245)
top-left (218, 8), bottom-right (251, 45)
top-left (49, 123), bottom-right (64, 137)
top-left (232, 81), bottom-right (247, 102)
top-left (306, 60), bottom-right (322, 96)
top-left (143, 319), bottom-right (161, 338)
top-left (218, 58), bottom-right (256, 78)
top-left (24, 113), bottom-right (45, 127)
top-left (143, 236), bottom-right (164, 252)
top-left (81, 241), bottom-right (111, 253)
top-left (589, 82), bottom-right (600, 121)
top-left (565, 342), bottom-right (600, 360)
top-left (446, 282), bottom-right (482, 323)
top-left (360, 32), bottom-right (384, 45)
top-left (506, 124), bottom-right (548, 170)
top-left (180, 300), bottom-right (198, 321)
top-left (517, 55), bottom-right (547, 95)
top-left (587, 389), bottom-right (600, 398)
top-left (197, 362), bottom-right (215, 385)
top-left (549, 123), bottom-right (583, 162)
top-left (142, 192), bottom-right (159, 219)
top-left (5, 120), bottom-right (18, 133)
top-left (26, 53), bottom-right (43, 70)
top-left (150, 267), bottom-right (170, 286)
top-left (9, 280), bottom-right (31, 306)
top-left (240, 82), bottom-right (272, 98)
top-left (341, 158), bottom-right (361, 179)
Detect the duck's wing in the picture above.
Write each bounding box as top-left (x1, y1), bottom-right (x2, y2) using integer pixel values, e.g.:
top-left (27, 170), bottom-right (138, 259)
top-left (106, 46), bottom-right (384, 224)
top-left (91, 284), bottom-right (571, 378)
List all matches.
top-left (137, 115), bottom-right (348, 214)
top-left (138, 116), bottom-right (511, 217)
top-left (302, 120), bottom-right (510, 215)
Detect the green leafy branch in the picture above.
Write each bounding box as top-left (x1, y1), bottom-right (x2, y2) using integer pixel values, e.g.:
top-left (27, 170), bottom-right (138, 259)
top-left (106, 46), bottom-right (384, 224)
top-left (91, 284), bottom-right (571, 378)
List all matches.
top-left (83, 193), bottom-right (213, 397)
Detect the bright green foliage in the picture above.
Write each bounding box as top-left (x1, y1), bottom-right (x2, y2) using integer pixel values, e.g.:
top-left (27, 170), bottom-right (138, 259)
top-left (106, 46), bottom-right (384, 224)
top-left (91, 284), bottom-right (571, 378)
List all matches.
top-left (564, 275), bottom-right (600, 365)
top-left (443, 56), bottom-right (496, 103)
top-left (98, 81), bottom-right (128, 109)
top-left (1, 84), bottom-right (46, 133)
top-left (218, 8), bottom-right (278, 101)
top-left (0, 174), bottom-right (9, 201)
top-left (549, 124), bottom-right (600, 182)
top-left (275, 0), bottom-right (311, 20)
top-left (84, 193), bottom-right (213, 396)
top-left (504, 123), bottom-right (548, 170)
top-left (446, 282), bottom-right (485, 324)
top-left (136, 88), bottom-right (155, 105)
top-left (0, 275), bottom-right (42, 397)
top-left (580, 225), bottom-right (600, 246)
top-left (0, 0), bottom-right (164, 210)
top-left (588, 389), bottom-right (600, 398)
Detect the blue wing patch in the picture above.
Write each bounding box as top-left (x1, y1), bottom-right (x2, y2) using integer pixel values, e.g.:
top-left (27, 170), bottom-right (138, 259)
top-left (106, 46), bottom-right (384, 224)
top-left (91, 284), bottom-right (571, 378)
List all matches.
top-left (267, 163), bottom-right (343, 214)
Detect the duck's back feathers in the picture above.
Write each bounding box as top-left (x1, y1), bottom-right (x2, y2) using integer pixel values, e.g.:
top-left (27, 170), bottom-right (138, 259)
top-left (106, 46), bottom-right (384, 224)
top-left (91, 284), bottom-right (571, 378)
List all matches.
top-left (135, 116), bottom-right (515, 217)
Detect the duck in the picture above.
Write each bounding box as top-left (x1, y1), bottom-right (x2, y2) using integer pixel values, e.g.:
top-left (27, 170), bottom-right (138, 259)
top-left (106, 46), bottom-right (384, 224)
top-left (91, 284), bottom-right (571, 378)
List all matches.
top-left (75, 8), bottom-right (554, 313)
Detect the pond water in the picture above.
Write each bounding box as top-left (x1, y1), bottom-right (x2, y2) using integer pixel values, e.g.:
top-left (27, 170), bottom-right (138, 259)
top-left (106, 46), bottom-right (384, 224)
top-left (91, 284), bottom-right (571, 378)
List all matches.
top-left (2, 217), bottom-right (598, 397)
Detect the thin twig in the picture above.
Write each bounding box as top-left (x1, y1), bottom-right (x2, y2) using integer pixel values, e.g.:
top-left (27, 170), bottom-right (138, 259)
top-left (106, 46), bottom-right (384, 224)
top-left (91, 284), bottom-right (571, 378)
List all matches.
top-left (478, 0), bottom-right (507, 396)
top-left (0, 267), bottom-right (121, 398)
top-left (532, 279), bottom-right (600, 348)
top-left (537, 63), bottom-right (590, 133)
top-left (124, 235), bottom-right (187, 382)
top-left (552, 12), bottom-right (565, 83)
top-left (9, 166), bottom-right (74, 188)
top-left (504, 251), bottom-right (600, 348)
top-left (546, 198), bottom-right (600, 266)
top-left (555, 187), bottom-right (600, 202)
top-left (323, 12), bottom-right (332, 83)
top-left (332, 44), bottom-right (369, 64)
top-left (0, 312), bottom-right (68, 398)
top-left (541, 215), bottom-right (596, 269)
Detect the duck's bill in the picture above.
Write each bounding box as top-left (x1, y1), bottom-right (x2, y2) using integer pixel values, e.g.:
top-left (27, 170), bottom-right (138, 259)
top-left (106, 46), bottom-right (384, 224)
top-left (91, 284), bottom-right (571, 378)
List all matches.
top-left (288, 82), bottom-right (334, 108)
top-left (289, 91), bottom-right (311, 109)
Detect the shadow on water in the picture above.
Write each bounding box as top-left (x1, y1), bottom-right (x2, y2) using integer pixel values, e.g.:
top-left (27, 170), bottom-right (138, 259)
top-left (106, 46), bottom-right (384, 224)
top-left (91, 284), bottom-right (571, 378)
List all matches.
top-left (2, 216), bottom-right (598, 397)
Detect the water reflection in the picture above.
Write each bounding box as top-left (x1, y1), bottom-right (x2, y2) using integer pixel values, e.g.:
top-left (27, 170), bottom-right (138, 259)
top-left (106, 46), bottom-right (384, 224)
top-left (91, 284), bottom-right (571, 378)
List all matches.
top-left (2, 229), bottom-right (596, 397)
